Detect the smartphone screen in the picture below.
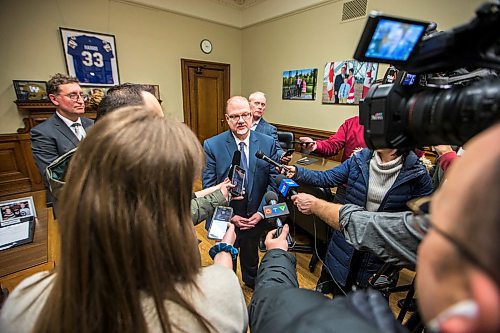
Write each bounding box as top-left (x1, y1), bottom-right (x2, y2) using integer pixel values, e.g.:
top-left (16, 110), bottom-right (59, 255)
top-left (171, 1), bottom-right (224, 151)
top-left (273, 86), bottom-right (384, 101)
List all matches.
top-left (284, 149), bottom-right (295, 157)
top-left (230, 166), bottom-right (245, 197)
top-left (207, 206), bottom-right (233, 240)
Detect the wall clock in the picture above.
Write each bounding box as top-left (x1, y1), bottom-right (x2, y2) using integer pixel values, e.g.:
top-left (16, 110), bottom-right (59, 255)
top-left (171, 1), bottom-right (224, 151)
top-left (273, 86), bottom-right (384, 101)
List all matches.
top-left (200, 39), bottom-right (212, 54)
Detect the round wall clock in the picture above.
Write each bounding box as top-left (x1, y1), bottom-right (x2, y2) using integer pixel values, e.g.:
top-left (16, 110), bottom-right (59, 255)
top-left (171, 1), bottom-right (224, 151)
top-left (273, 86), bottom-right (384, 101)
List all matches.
top-left (200, 39), bottom-right (213, 54)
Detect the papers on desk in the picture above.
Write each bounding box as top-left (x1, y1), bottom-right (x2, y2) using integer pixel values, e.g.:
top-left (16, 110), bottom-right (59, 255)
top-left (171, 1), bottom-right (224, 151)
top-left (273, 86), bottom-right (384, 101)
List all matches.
top-left (296, 157), bottom-right (319, 165)
top-left (0, 196), bottom-right (36, 251)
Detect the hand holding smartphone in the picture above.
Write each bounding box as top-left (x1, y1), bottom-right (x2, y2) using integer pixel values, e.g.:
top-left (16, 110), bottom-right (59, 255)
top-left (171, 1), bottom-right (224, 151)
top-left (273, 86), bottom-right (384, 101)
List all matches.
top-left (207, 206), bottom-right (233, 240)
top-left (283, 149), bottom-right (295, 157)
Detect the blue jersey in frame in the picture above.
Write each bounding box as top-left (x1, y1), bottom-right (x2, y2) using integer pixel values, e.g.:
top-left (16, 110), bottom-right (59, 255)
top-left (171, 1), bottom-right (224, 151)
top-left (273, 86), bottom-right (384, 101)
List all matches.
top-left (67, 35), bottom-right (115, 84)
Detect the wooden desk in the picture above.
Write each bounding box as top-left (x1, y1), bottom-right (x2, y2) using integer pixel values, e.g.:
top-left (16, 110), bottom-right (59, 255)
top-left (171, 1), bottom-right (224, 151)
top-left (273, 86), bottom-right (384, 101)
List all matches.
top-left (290, 152), bottom-right (340, 171)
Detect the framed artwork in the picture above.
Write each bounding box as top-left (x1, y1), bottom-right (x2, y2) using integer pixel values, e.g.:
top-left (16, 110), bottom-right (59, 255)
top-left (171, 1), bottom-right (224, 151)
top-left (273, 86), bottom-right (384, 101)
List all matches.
top-left (282, 68), bottom-right (318, 100)
top-left (322, 60), bottom-right (379, 105)
top-left (12, 80), bottom-right (48, 101)
top-left (81, 86), bottom-right (109, 109)
top-left (60, 27), bottom-right (120, 86)
top-left (142, 84), bottom-right (161, 100)
top-left (0, 196), bottom-right (36, 251)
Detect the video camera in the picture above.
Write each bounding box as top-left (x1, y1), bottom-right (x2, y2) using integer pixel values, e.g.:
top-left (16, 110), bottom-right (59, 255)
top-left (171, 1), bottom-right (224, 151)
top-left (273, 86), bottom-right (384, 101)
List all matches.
top-left (353, 1), bottom-right (500, 149)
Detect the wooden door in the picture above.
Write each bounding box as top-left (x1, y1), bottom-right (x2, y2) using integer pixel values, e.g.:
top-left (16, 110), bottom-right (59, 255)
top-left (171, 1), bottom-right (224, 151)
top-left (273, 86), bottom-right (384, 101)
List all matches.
top-left (181, 59), bottom-right (230, 143)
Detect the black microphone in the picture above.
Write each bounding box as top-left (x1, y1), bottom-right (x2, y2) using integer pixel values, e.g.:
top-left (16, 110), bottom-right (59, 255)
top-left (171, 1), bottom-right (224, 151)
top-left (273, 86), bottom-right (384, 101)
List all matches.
top-left (275, 174), bottom-right (299, 197)
top-left (228, 150), bottom-right (241, 180)
top-left (264, 192), bottom-right (294, 247)
top-left (255, 150), bottom-right (285, 171)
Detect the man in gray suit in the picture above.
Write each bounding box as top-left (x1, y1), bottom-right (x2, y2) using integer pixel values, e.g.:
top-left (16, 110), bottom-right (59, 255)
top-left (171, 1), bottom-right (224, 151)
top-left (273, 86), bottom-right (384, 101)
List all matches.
top-left (31, 73), bottom-right (94, 194)
top-left (249, 91), bottom-right (292, 164)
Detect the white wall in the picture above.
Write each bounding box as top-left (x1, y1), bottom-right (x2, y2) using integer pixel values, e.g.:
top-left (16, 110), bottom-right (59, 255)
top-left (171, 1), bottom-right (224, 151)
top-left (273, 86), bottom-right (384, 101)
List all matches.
top-left (0, 0), bottom-right (242, 133)
top-left (241, 0), bottom-right (485, 132)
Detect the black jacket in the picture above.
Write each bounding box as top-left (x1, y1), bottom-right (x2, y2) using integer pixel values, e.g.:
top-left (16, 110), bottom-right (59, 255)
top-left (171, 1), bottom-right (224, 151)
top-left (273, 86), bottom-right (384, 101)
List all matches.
top-left (249, 249), bottom-right (408, 333)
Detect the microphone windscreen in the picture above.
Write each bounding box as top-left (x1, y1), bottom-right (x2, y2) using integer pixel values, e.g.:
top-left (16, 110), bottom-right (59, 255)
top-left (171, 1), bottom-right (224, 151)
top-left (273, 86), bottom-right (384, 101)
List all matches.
top-left (275, 174), bottom-right (287, 187)
top-left (255, 150), bottom-right (265, 159)
top-left (264, 191), bottom-right (279, 204)
top-left (232, 150), bottom-right (241, 166)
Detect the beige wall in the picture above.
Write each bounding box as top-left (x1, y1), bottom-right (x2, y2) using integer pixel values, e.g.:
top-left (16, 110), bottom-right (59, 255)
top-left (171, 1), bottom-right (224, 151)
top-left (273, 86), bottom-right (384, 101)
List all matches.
top-left (0, 0), bottom-right (485, 134)
top-left (0, 0), bottom-right (242, 133)
top-left (241, 0), bottom-right (485, 132)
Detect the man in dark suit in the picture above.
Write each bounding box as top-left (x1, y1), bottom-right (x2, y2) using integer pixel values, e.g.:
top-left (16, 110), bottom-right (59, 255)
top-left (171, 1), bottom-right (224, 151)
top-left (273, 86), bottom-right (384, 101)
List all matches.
top-left (249, 91), bottom-right (292, 165)
top-left (202, 96), bottom-right (279, 289)
top-left (31, 73), bottom-right (94, 195)
top-left (333, 66), bottom-right (346, 104)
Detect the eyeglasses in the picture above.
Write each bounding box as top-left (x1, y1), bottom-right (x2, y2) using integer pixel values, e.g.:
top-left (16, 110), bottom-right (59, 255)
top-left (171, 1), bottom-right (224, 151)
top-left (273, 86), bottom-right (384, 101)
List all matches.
top-left (60, 93), bottom-right (88, 102)
top-left (408, 196), bottom-right (496, 280)
top-left (226, 112), bottom-right (252, 122)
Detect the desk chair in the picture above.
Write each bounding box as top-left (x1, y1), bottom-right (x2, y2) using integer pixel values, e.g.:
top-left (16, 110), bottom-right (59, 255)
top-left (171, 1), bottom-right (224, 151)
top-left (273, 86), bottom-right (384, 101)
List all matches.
top-left (277, 131), bottom-right (294, 150)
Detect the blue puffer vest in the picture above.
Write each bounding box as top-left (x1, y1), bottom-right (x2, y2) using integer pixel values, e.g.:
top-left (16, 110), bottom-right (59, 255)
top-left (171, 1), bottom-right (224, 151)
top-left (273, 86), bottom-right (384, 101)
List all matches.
top-left (294, 148), bottom-right (433, 286)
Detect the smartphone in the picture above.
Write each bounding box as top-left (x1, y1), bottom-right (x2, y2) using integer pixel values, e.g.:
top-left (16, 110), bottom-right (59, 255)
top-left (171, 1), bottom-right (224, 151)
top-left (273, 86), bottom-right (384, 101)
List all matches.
top-left (207, 206), bottom-right (233, 240)
top-left (229, 165), bottom-right (245, 197)
top-left (283, 149), bottom-right (295, 157)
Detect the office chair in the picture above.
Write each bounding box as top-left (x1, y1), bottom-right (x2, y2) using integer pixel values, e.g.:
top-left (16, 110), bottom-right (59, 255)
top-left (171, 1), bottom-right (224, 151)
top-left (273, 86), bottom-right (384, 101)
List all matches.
top-left (277, 131), bottom-right (294, 150)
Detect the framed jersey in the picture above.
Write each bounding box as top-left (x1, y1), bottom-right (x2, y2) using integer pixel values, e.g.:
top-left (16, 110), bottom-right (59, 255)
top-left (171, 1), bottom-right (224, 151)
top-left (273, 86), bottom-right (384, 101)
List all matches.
top-left (60, 27), bottom-right (120, 86)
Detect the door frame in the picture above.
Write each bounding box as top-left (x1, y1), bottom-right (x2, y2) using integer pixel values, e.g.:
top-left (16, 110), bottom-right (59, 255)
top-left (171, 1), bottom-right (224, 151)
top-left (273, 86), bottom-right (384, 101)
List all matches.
top-left (181, 59), bottom-right (230, 133)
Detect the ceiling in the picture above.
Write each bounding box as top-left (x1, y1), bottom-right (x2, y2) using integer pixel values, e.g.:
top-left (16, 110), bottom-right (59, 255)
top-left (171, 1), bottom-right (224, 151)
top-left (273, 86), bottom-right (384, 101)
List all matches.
top-left (124, 0), bottom-right (333, 28)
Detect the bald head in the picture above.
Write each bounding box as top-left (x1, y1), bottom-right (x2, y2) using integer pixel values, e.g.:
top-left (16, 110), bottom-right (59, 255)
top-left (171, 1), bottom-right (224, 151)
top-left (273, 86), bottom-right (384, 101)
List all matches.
top-left (226, 96), bottom-right (250, 113)
top-left (432, 123), bottom-right (500, 285)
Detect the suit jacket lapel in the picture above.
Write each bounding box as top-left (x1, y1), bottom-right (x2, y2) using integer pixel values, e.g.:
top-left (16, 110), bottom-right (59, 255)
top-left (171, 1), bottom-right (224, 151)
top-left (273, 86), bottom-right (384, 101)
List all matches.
top-left (224, 131), bottom-right (238, 175)
top-left (52, 115), bottom-right (80, 147)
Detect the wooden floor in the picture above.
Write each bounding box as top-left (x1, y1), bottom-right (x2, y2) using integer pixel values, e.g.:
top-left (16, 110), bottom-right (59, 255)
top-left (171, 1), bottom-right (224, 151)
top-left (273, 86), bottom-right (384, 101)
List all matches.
top-left (195, 222), bottom-right (415, 321)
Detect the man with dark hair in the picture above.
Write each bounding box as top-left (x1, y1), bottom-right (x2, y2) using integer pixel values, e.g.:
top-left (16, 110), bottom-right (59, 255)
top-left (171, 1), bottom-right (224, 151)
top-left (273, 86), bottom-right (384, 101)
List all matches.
top-left (250, 123), bottom-right (500, 333)
top-left (31, 73), bottom-right (94, 200)
top-left (96, 83), bottom-right (163, 120)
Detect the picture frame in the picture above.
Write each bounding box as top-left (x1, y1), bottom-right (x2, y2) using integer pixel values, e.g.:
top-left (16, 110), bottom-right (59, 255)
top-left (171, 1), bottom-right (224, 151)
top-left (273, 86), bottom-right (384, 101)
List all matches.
top-left (60, 27), bottom-right (120, 86)
top-left (81, 86), bottom-right (109, 109)
top-left (282, 68), bottom-right (318, 100)
top-left (142, 84), bottom-right (161, 100)
top-left (0, 196), bottom-right (36, 251)
top-left (12, 80), bottom-right (48, 101)
top-left (322, 60), bottom-right (379, 105)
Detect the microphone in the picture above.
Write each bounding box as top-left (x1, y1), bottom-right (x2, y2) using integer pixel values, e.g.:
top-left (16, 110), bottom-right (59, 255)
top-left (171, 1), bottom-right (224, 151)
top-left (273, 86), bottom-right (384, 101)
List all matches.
top-left (264, 192), bottom-right (294, 247)
top-left (275, 174), bottom-right (299, 197)
top-left (255, 150), bottom-right (285, 171)
top-left (228, 150), bottom-right (241, 180)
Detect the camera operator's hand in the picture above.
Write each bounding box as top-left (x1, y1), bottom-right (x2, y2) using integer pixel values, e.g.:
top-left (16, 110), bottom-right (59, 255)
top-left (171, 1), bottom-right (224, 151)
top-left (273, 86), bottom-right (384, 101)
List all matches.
top-left (291, 193), bottom-right (318, 215)
top-left (299, 137), bottom-right (317, 152)
top-left (265, 224), bottom-right (289, 251)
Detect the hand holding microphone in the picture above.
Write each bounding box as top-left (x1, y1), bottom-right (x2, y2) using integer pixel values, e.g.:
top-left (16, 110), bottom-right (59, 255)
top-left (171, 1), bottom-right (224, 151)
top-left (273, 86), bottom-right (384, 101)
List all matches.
top-left (265, 224), bottom-right (290, 252)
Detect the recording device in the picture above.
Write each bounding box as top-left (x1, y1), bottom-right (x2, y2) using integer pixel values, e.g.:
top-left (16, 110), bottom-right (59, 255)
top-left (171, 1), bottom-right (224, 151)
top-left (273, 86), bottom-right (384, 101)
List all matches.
top-left (283, 149), bottom-right (295, 157)
top-left (255, 150), bottom-right (286, 171)
top-left (229, 165), bottom-right (245, 197)
top-left (354, 1), bottom-right (500, 149)
top-left (264, 192), bottom-right (294, 247)
top-left (275, 174), bottom-right (299, 197)
top-left (207, 206), bottom-right (233, 240)
top-left (227, 150), bottom-right (241, 180)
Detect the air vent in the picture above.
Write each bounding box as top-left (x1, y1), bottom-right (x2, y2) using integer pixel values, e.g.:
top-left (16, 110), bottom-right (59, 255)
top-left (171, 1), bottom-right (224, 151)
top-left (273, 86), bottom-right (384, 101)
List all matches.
top-left (342, 0), bottom-right (367, 22)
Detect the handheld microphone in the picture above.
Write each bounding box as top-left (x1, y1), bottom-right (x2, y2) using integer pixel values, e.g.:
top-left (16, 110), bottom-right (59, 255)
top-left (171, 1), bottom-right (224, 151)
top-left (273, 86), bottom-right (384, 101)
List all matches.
top-left (264, 192), bottom-right (294, 247)
top-left (228, 150), bottom-right (241, 180)
top-left (255, 150), bottom-right (285, 171)
top-left (275, 174), bottom-right (299, 197)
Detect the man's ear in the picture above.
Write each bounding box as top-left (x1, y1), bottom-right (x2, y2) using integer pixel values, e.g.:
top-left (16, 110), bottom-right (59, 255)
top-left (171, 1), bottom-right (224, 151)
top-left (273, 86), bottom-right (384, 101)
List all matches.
top-left (470, 271), bottom-right (500, 332)
top-left (49, 94), bottom-right (59, 106)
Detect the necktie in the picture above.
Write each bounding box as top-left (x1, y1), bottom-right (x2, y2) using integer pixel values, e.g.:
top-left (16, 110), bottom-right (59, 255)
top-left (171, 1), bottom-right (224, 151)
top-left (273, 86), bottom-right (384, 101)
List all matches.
top-left (239, 142), bottom-right (248, 186)
top-left (71, 123), bottom-right (83, 141)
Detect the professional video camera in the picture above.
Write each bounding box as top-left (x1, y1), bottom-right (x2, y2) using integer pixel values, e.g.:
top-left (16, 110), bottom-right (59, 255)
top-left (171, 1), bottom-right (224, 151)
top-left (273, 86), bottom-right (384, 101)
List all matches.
top-left (353, 1), bottom-right (500, 149)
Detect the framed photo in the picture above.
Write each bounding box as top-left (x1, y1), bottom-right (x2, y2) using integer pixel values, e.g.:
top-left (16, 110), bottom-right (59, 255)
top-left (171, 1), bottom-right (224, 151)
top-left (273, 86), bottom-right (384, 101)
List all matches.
top-left (282, 68), bottom-right (317, 100)
top-left (322, 60), bottom-right (379, 105)
top-left (81, 86), bottom-right (109, 109)
top-left (12, 80), bottom-right (48, 101)
top-left (0, 196), bottom-right (36, 251)
top-left (142, 84), bottom-right (161, 100)
top-left (60, 27), bottom-right (120, 86)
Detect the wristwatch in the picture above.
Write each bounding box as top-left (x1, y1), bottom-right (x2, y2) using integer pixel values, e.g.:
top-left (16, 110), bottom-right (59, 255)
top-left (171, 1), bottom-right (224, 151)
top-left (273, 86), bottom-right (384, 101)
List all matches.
top-left (209, 243), bottom-right (238, 261)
